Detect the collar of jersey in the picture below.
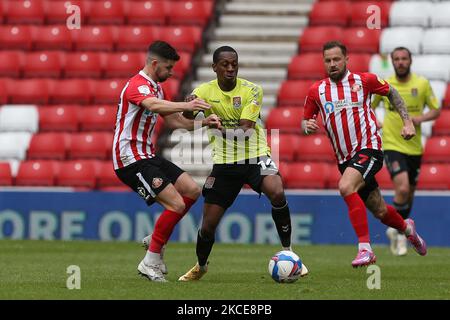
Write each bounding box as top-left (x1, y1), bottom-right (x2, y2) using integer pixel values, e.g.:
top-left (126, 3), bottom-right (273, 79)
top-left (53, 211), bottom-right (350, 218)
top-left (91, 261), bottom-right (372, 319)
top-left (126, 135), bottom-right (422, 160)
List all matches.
top-left (139, 70), bottom-right (159, 91)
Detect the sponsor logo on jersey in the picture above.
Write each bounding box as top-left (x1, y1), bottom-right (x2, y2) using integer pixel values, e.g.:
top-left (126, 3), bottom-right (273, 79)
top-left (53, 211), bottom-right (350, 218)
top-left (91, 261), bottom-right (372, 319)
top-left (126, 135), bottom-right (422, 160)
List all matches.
top-left (411, 88), bottom-right (418, 97)
top-left (152, 178), bottom-right (163, 189)
top-left (232, 96), bottom-right (241, 108)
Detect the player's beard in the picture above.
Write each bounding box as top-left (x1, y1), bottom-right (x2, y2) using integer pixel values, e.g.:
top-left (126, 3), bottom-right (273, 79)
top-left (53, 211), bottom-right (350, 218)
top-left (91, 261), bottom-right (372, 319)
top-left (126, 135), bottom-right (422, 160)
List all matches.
top-left (395, 65), bottom-right (411, 80)
top-left (329, 67), bottom-right (347, 82)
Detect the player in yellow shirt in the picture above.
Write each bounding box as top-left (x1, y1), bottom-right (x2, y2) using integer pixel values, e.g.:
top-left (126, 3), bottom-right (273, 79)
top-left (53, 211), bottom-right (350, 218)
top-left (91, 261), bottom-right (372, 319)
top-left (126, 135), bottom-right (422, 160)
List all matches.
top-left (178, 46), bottom-right (308, 281)
top-left (372, 47), bottom-right (440, 256)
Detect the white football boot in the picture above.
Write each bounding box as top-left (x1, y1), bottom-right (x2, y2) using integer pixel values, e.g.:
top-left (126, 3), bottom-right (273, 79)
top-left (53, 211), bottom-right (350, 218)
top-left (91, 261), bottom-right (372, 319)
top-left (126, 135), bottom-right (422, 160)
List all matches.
top-left (284, 246), bottom-right (309, 277)
top-left (137, 260), bottom-right (167, 282)
top-left (386, 227), bottom-right (399, 255)
top-left (142, 234), bottom-right (168, 274)
top-left (397, 233), bottom-right (408, 256)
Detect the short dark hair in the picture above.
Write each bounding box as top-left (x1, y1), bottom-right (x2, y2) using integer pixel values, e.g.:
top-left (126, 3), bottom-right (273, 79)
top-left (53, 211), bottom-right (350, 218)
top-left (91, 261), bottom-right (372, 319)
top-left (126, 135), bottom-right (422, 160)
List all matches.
top-left (322, 41), bottom-right (347, 56)
top-left (213, 46), bottom-right (238, 63)
top-left (391, 47), bottom-right (412, 60)
top-left (148, 41), bottom-right (180, 61)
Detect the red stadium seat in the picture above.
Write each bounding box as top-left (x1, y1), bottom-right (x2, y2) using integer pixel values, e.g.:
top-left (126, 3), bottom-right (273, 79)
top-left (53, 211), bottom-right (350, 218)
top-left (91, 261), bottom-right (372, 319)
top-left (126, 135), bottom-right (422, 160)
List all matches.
top-left (347, 53), bottom-right (371, 73)
top-left (23, 51), bottom-right (64, 78)
top-left (0, 162), bottom-right (12, 186)
top-left (15, 160), bottom-right (57, 186)
top-left (64, 52), bottom-right (103, 78)
top-left (327, 163), bottom-right (341, 189)
top-left (6, 0), bottom-right (45, 24)
top-left (0, 80), bottom-right (7, 105)
top-left (277, 80), bottom-right (313, 107)
top-left (443, 84), bottom-right (450, 108)
top-left (45, 0), bottom-right (89, 25)
top-left (285, 162), bottom-right (330, 189)
top-left (350, 1), bottom-right (392, 28)
top-left (97, 161), bottom-right (125, 189)
top-left (72, 26), bottom-right (116, 51)
top-left (267, 134), bottom-right (300, 162)
top-left (88, 0), bottom-right (125, 25)
top-left (168, 1), bottom-right (214, 28)
top-left (277, 161), bottom-right (290, 186)
top-left (423, 136), bottom-right (450, 163)
top-left (91, 79), bottom-right (126, 104)
top-left (57, 160), bottom-right (98, 189)
top-left (299, 27), bottom-right (344, 52)
top-left (51, 79), bottom-right (93, 105)
top-left (27, 132), bottom-right (69, 160)
top-left (343, 28), bottom-right (381, 54)
top-left (0, 25), bottom-right (33, 50)
top-left (288, 53), bottom-right (326, 80)
top-left (32, 25), bottom-right (72, 50)
top-left (173, 51), bottom-right (192, 80)
top-left (432, 110), bottom-right (450, 135)
top-left (126, 0), bottom-right (167, 25)
top-left (159, 26), bottom-right (202, 53)
top-left (7, 79), bottom-right (50, 104)
top-left (79, 105), bottom-right (116, 131)
top-left (309, 1), bottom-right (350, 27)
top-left (266, 107), bottom-right (303, 134)
top-left (38, 105), bottom-right (80, 132)
top-left (68, 132), bottom-right (113, 160)
top-left (295, 134), bottom-right (335, 162)
top-left (0, 2), bottom-right (3, 24)
top-left (103, 52), bottom-right (144, 78)
top-left (0, 50), bottom-right (25, 77)
top-left (115, 26), bottom-right (160, 51)
top-left (161, 78), bottom-right (181, 100)
top-left (375, 165), bottom-right (394, 190)
top-left (417, 164), bottom-right (450, 190)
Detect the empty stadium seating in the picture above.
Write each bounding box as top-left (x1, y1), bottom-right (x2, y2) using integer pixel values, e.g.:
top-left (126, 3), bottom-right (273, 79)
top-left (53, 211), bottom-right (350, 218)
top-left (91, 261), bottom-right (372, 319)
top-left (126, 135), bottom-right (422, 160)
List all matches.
top-left (0, 50), bottom-right (24, 77)
top-left (343, 28), bottom-right (381, 54)
top-left (284, 162), bottom-right (330, 189)
top-left (68, 132), bottom-right (113, 160)
top-left (380, 27), bottom-right (424, 54)
top-left (79, 105), bottom-right (116, 132)
top-left (265, 107), bottom-right (303, 134)
top-left (295, 135), bottom-right (335, 162)
top-left (277, 80), bottom-right (313, 106)
top-left (126, 1), bottom-right (168, 25)
top-left (5, 0), bottom-right (45, 25)
top-left (423, 136), bottom-right (450, 163)
top-left (309, 1), bottom-right (350, 27)
top-left (267, 134), bottom-right (300, 162)
top-left (0, 105), bottom-right (38, 133)
top-left (389, 1), bottom-right (432, 27)
top-left (23, 51), bottom-right (63, 78)
top-left (57, 160), bottom-right (98, 189)
top-left (417, 164), bottom-right (450, 190)
top-left (350, 1), bottom-right (392, 28)
top-left (299, 27), bottom-right (344, 52)
top-left (33, 25), bottom-right (72, 50)
top-left (15, 160), bottom-right (58, 186)
top-left (432, 110), bottom-right (450, 136)
top-left (27, 132), bottom-right (69, 160)
top-left (287, 53), bottom-right (326, 80)
top-left (64, 52), bottom-right (103, 78)
top-left (38, 105), bottom-right (79, 132)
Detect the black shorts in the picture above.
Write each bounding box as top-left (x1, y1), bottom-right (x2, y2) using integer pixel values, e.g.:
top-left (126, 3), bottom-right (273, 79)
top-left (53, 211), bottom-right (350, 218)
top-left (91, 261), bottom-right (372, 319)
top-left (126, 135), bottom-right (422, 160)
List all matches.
top-left (384, 150), bottom-right (422, 186)
top-left (203, 156), bottom-right (279, 209)
top-left (338, 149), bottom-right (384, 202)
top-left (115, 156), bottom-right (184, 206)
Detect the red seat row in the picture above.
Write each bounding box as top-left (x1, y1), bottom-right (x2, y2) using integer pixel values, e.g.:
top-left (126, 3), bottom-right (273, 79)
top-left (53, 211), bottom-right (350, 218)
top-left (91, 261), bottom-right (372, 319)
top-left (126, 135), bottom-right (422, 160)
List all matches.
top-left (0, 25), bottom-right (202, 53)
top-left (299, 26), bottom-right (381, 53)
top-left (0, 160), bottom-right (127, 190)
top-left (0, 50), bottom-right (191, 80)
top-left (309, 1), bottom-right (392, 28)
top-left (0, 77), bottom-right (180, 104)
top-left (0, 0), bottom-right (214, 27)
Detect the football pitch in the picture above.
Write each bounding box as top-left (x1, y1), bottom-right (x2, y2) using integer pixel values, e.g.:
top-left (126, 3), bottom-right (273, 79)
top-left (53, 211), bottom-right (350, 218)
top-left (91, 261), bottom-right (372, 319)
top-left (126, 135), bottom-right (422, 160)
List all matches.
top-left (1, 240), bottom-right (449, 300)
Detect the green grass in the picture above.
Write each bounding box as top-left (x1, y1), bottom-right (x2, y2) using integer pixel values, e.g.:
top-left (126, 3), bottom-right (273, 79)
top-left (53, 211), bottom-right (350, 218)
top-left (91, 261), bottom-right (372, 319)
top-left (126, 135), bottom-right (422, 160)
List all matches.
top-left (0, 240), bottom-right (449, 300)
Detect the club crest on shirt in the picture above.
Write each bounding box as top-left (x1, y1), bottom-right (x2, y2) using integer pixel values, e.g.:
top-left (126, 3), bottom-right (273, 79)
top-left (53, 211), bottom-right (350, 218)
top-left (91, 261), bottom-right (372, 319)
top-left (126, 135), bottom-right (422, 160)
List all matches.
top-left (411, 88), bottom-right (418, 97)
top-left (232, 96), bottom-right (241, 108)
top-left (351, 83), bottom-right (362, 92)
top-left (152, 177), bottom-right (163, 189)
top-left (204, 176), bottom-right (215, 189)
top-left (138, 85), bottom-right (151, 95)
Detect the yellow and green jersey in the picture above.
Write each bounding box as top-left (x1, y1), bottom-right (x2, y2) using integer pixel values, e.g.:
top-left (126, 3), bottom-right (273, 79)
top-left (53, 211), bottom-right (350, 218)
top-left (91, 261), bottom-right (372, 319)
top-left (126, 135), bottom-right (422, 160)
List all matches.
top-left (193, 78), bottom-right (270, 164)
top-left (372, 73), bottom-right (439, 155)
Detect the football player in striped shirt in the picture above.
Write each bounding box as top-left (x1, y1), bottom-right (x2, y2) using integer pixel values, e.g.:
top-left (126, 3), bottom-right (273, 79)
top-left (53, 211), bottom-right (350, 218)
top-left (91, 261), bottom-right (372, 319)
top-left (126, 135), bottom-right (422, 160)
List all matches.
top-left (302, 41), bottom-right (427, 267)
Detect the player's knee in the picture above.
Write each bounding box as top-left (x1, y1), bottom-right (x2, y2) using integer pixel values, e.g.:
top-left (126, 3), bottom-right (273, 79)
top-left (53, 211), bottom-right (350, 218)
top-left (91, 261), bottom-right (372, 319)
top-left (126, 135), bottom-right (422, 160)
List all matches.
top-left (372, 204), bottom-right (388, 220)
top-left (269, 188), bottom-right (286, 206)
top-left (338, 181), bottom-right (356, 197)
top-left (189, 185), bottom-right (201, 200)
top-left (169, 198), bottom-right (186, 214)
top-left (396, 185), bottom-right (410, 201)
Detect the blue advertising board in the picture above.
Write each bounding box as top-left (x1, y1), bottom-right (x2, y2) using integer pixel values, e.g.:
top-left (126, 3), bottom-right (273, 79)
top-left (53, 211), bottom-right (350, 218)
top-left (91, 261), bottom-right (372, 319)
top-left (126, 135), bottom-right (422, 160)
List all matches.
top-left (1, 190), bottom-right (449, 246)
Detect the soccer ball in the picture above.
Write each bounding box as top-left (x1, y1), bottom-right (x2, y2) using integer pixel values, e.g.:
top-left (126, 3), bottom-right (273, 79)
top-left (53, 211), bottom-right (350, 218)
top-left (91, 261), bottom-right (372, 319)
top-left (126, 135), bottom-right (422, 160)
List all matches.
top-left (268, 250), bottom-right (302, 283)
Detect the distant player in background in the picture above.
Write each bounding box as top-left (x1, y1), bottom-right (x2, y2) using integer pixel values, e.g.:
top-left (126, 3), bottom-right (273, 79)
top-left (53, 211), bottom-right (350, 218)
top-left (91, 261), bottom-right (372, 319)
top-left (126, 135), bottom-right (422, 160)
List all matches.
top-left (302, 41), bottom-right (427, 267)
top-left (178, 46), bottom-right (309, 281)
top-left (372, 47), bottom-right (440, 256)
top-left (113, 41), bottom-right (220, 282)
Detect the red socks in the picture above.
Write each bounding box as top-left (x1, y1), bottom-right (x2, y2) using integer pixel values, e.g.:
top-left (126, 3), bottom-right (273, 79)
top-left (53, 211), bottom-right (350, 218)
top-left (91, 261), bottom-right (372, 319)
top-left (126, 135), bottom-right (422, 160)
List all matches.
top-left (381, 205), bottom-right (407, 232)
top-left (149, 196), bottom-right (196, 253)
top-left (344, 193), bottom-right (370, 243)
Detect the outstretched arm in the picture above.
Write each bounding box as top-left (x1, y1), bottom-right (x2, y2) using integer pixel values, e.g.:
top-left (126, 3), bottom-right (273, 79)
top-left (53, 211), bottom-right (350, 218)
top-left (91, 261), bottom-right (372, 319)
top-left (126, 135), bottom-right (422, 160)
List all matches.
top-left (163, 112), bottom-right (221, 131)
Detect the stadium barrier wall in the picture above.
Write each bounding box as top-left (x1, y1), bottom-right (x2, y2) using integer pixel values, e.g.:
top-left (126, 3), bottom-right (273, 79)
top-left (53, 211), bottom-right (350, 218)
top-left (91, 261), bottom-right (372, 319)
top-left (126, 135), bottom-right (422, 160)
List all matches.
top-left (0, 190), bottom-right (449, 246)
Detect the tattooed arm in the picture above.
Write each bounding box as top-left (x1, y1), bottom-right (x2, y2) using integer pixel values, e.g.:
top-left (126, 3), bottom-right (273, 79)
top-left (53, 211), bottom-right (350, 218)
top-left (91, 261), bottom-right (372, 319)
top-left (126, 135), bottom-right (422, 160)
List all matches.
top-left (386, 85), bottom-right (416, 140)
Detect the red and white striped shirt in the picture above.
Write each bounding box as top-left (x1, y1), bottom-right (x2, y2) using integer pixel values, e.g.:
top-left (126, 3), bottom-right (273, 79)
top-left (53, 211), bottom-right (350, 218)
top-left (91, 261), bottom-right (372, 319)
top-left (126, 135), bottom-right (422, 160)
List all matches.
top-left (112, 71), bottom-right (164, 170)
top-left (304, 71), bottom-right (390, 164)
